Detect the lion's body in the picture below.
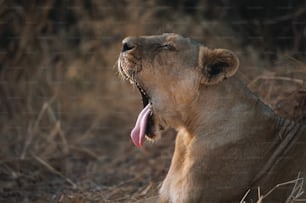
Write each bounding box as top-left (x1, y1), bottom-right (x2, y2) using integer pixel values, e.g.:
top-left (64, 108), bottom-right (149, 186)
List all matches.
top-left (160, 77), bottom-right (306, 202)
top-left (118, 33), bottom-right (306, 202)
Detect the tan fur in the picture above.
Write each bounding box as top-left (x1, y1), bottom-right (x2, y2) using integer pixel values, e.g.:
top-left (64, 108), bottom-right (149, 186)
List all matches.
top-left (118, 33), bottom-right (306, 203)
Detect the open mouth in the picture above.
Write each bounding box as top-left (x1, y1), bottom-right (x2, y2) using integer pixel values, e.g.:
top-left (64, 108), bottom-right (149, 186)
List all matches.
top-left (130, 82), bottom-right (155, 147)
top-left (118, 58), bottom-right (159, 147)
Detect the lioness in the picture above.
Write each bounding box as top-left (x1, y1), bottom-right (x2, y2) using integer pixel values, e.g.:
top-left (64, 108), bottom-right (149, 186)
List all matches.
top-left (117, 33), bottom-right (306, 202)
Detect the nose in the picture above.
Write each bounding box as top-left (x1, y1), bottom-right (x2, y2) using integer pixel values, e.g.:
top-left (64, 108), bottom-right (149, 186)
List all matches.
top-left (122, 42), bottom-right (134, 52)
top-left (121, 37), bottom-right (137, 52)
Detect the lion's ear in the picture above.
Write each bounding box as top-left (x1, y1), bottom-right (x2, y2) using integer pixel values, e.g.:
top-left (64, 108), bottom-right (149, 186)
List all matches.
top-left (199, 47), bottom-right (239, 85)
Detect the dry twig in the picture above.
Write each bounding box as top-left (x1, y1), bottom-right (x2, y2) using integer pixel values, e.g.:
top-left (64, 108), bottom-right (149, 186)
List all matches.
top-left (248, 76), bottom-right (304, 89)
top-left (33, 154), bottom-right (77, 189)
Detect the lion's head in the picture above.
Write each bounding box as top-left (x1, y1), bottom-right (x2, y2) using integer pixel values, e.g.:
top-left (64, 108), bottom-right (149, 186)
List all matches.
top-left (118, 33), bottom-right (239, 147)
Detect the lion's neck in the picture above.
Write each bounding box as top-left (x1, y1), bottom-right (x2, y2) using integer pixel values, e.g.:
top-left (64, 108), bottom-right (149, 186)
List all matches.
top-left (192, 76), bottom-right (278, 146)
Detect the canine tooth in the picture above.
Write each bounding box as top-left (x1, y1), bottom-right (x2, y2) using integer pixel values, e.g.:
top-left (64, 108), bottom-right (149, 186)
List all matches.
top-left (145, 135), bottom-right (155, 142)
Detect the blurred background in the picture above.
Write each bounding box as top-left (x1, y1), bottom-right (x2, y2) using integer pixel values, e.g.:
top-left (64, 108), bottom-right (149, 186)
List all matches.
top-left (0, 0), bottom-right (305, 202)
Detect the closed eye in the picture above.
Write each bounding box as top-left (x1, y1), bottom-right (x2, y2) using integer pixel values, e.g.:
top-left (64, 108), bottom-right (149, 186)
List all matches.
top-left (160, 44), bottom-right (176, 51)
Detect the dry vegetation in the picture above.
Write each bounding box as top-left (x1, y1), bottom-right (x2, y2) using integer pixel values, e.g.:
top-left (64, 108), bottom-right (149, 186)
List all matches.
top-left (0, 0), bottom-right (305, 202)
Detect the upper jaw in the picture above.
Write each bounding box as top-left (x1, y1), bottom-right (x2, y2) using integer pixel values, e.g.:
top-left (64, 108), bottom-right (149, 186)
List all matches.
top-left (118, 57), bottom-right (150, 107)
top-left (118, 56), bottom-right (134, 83)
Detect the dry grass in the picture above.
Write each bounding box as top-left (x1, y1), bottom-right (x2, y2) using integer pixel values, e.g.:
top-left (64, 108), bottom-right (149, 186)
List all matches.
top-left (241, 173), bottom-right (305, 203)
top-left (0, 1), bottom-right (306, 203)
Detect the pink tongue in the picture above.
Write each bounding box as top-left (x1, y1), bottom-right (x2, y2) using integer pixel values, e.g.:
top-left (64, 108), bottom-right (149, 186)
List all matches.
top-left (131, 103), bottom-right (151, 147)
